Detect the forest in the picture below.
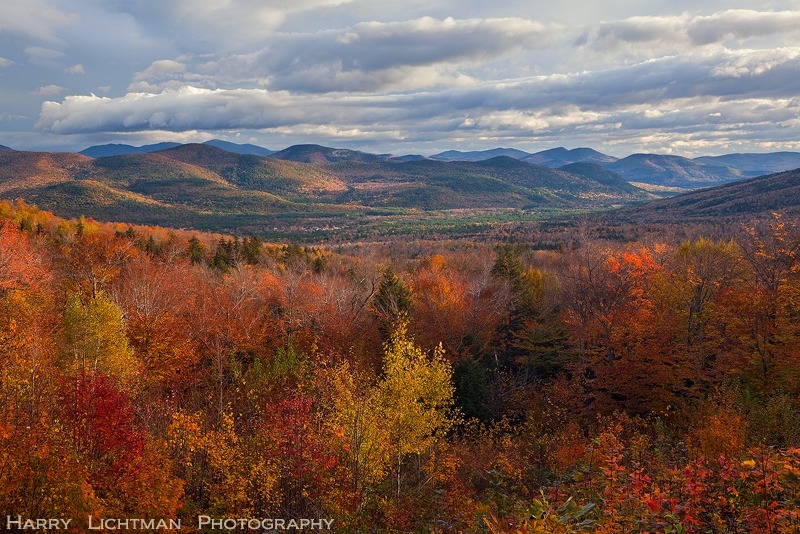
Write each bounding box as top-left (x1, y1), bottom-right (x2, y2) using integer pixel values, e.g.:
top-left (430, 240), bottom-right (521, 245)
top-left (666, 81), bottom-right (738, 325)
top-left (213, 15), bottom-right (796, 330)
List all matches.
top-left (2, 198), bottom-right (800, 532)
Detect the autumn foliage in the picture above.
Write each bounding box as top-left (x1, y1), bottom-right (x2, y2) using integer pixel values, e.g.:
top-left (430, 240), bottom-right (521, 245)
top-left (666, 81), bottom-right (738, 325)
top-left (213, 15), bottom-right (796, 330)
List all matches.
top-left (2, 200), bottom-right (800, 531)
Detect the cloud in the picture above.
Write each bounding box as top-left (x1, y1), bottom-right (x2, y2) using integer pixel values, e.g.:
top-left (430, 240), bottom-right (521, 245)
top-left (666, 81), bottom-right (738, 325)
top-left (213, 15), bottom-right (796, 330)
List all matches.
top-left (33, 84), bottom-right (67, 96)
top-left (108, 0), bottom-right (358, 50)
top-left (16, 4), bottom-right (800, 156)
top-left (688, 10), bottom-right (800, 45)
top-left (126, 59), bottom-right (211, 92)
top-left (579, 10), bottom-right (800, 57)
top-left (0, 113), bottom-right (28, 122)
top-left (24, 46), bottom-right (64, 60)
top-left (203, 16), bottom-right (557, 92)
top-left (35, 47), bottom-right (800, 148)
top-left (0, 57), bottom-right (13, 67)
top-left (0, 0), bottom-right (76, 44)
top-left (133, 59), bottom-right (186, 81)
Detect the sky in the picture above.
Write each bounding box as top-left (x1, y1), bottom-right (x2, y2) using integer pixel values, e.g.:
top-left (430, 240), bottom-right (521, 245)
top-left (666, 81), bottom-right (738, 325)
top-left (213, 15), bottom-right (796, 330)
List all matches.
top-left (2, 0), bottom-right (800, 157)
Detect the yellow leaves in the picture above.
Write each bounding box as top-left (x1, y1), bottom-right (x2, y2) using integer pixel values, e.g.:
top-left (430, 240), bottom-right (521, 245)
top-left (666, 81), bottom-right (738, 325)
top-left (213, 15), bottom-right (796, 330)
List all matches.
top-left (429, 254), bottom-right (447, 271)
top-left (63, 291), bottom-right (139, 390)
top-left (741, 459), bottom-right (756, 469)
top-left (318, 320), bottom-right (457, 493)
top-left (166, 408), bottom-right (279, 515)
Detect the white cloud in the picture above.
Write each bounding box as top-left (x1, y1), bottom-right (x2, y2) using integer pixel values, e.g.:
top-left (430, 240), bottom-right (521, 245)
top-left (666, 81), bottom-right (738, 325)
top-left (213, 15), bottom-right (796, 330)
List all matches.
top-left (9, 3), bottom-right (800, 155)
top-left (580, 10), bottom-right (800, 57)
top-left (688, 10), bottom-right (800, 45)
top-left (0, 0), bottom-right (76, 44)
top-left (108, 0), bottom-right (358, 50)
top-left (201, 16), bottom-right (557, 92)
top-left (35, 47), bottom-right (800, 143)
top-left (0, 113), bottom-right (28, 122)
top-left (33, 84), bottom-right (67, 96)
top-left (24, 46), bottom-right (64, 60)
top-left (0, 57), bottom-right (14, 67)
top-left (133, 59), bottom-right (186, 81)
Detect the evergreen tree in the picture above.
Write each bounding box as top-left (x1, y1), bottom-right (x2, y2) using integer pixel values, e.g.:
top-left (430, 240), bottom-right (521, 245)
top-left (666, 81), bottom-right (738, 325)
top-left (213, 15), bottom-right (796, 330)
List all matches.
top-left (371, 266), bottom-right (413, 338)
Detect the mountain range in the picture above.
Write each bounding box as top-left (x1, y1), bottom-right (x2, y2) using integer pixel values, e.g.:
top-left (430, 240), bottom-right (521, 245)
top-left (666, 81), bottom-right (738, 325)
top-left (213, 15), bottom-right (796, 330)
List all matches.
top-left (67, 141), bottom-right (800, 189)
top-left (0, 143), bottom-right (653, 235)
top-left (431, 147), bottom-right (800, 188)
top-left (79, 139), bottom-right (275, 158)
top-left (3, 140), bottom-right (800, 238)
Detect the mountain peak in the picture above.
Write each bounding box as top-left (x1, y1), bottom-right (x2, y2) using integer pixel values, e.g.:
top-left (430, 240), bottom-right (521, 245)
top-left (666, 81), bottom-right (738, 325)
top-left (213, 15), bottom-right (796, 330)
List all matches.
top-left (522, 147), bottom-right (617, 167)
top-left (79, 142), bottom-right (182, 158)
top-left (429, 148), bottom-right (531, 162)
top-left (269, 144), bottom-right (387, 164)
top-left (202, 139), bottom-right (274, 156)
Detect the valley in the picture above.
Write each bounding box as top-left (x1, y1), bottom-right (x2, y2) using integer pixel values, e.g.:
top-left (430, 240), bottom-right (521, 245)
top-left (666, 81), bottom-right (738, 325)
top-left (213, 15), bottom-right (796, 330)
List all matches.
top-left (3, 140), bottom-right (800, 242)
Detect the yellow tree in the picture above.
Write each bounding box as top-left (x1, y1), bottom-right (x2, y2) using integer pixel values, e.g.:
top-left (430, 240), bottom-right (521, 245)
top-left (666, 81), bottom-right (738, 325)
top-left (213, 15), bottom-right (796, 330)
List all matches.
top-left (63, 290), bottom-right (139, 390)
top-left (731, 213), bottom-right (800, 390)
top-left (376, 319), bottom-right (457, 498)
top-left (320, 319), bottom-right (457, 519)
top-left (324, 319), bottom-right (455, 506)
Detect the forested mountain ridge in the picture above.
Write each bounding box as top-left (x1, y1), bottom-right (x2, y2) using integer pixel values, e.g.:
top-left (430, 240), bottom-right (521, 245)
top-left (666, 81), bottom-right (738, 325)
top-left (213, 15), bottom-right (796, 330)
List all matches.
top-left (0, 144), bottom-right (652, 236)
top-left (619, 167), bottom-right (800, 221)
top-left (68, 141), bottom-right (800, 187)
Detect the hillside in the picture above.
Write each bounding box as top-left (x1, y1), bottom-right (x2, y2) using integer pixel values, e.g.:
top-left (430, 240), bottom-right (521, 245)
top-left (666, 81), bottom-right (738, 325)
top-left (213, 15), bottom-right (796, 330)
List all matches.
top-left (156, 144), bottom-right (346, 197)
top-left (522, 147), bottom-right (617, 167)
top-left (313, 156), bottom-right (652, 210)
top-left (619, 167), bottom-right (800, 221)
top-left (0, 150), bottom-right (93, 193)
top-left (605, 153), bottom-right (745, 188)
top-left (694, 152), bottom-right (800, 175)
top-left (557, 162), bottom-right (640, 192)
top-left (79, 142), bottom-right (182, 157)
top-left (80, 139), bottom-right (274, 158)
top-left (0, 145), bottom-right (653, 236)
top-left (430, 148), bottom-right (531, 162)
top-left (270, 144), bottom-right (388, 164)
top-left (202, 139), bottom-right (274, 156)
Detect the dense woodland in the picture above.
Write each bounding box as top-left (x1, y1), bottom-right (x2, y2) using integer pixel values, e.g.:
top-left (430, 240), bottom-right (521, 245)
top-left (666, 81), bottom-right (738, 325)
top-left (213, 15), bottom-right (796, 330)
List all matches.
top-left (2, 198), bottom-right (800, 532)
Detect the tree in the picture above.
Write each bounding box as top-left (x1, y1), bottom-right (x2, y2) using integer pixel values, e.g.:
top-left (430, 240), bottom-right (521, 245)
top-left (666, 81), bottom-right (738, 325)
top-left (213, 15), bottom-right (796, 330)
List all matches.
top-left (187, 236), bottom-right (207, 265)
top-left (730, 213), bottom-right (800, 390)
top-left (371, 266), bottom-right (412, 338)
top-left (0, 222), bottom-right (48, 295)
top-left (63, 291), bottom-right (139, 390)
top-left (376, 320), bottom-right (457, 497)
top-left (491, 245), bottom-right (567, 381)
top-left (320, 320), bottom-right (457, 515)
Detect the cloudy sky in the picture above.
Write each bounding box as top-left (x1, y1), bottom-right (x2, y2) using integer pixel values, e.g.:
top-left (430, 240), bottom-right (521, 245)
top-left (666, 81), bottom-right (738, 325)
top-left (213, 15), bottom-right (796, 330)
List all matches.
top-left (2, 0), bottom-right (800, 156)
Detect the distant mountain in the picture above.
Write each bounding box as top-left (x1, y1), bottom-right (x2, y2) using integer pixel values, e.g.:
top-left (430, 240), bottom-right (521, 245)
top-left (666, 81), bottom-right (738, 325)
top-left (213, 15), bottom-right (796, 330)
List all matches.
top-left (202, 139), bottom-right (274, 156)
top-left (558, 163), bottom-right (641, 193)
top-left (79, 142), bottom-right (182, 157)
top-left (604, 153), bottom-right (745, 188)
top-left (621, 167), bottom-right (800, 221)
top-left (694, 152), bottom-right (800, 175)
top-left (0, 146), bottom-right (652, 233)
top-left (430, 148), bottom-right (531, 162)
top-left (389, 154), bottom-right (428, 162)
top-left (0, 145), bottom-right (13, 152)
top-left (0, 150), bottom-right (93, 193)
top-left (523, 147), bottom-right (617, 167)
top-left (321, 156), bottom-right (652, 210)
top-left (154, 144), bottom-right (344, 197)
top-left (270, 144), bottom-right (388, 164)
